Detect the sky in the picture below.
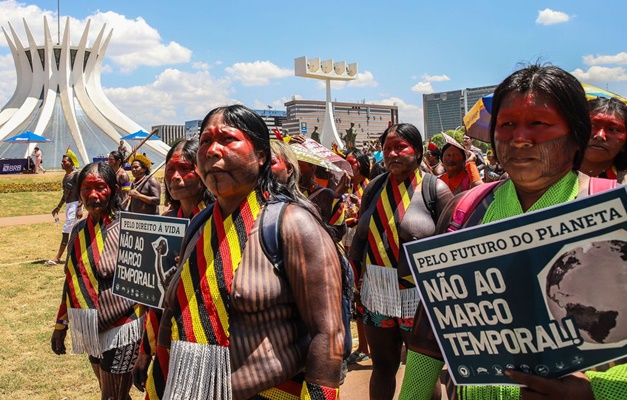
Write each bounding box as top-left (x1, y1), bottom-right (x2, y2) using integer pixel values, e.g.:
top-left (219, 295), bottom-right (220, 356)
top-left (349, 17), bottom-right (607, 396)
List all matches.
top-left (0, 0), bottom-right (626, 134)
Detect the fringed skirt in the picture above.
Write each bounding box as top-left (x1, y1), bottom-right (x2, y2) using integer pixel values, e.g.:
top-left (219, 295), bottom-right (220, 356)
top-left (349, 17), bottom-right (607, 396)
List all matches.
top-left (360, 263), bottom-right (420, 319)
top-left (163, 340), bottom-right (232, 400)
top-left (67, 308), bottom-right (144, 358)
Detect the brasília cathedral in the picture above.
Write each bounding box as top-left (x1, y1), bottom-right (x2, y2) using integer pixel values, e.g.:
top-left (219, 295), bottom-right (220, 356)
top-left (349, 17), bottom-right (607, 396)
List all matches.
top-left (0, 18), bottom-right (169, 167)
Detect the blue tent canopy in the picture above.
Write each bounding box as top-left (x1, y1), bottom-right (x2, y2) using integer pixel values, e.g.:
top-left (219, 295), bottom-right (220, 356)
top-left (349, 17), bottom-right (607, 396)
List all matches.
top-left (120, 130), bottom-right (161, 141)
top-left (3, 131), bottom-right (51, 143)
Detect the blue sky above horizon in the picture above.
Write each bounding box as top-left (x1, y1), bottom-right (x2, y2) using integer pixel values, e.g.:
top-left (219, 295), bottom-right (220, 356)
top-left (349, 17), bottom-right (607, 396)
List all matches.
top-left (0, 0), bottom-right (626, 134)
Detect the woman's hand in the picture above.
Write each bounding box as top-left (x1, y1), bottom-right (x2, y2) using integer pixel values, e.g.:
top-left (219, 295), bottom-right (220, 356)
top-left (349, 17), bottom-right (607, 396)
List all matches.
top-left (333, 172), bottom-right (350, 198)
top-left (51, 329), bottom-right (67, 355)
top-left (506, 370), bottom-right (594, 400)
top-left (132, 353), bottom-right (152, 392)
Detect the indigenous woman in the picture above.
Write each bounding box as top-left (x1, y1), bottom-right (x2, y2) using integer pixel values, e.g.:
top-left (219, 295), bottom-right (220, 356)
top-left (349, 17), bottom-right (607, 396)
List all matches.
top-left (51, 162), bottom-right (144, 400)
top-left (132, 138), bottom-right (214, 399)
top-left (270, 140), bottom-right (301, 191)
top-left (439, 140), bottom-right (483, 194)
top-left (159, 105), bottom-right (344, 399)
top-left (349, 123), bottom-right (453, 399)
top-left (420, 143), bottom-right (445, 176)
top-left (400, 65), bottom-right (626, 400)
top-left (580, 97), bottom-right (627, 184)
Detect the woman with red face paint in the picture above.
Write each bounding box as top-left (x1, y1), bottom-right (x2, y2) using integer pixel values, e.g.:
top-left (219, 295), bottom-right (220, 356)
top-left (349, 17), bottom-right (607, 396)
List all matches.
top-left (399, 65), bottom-right (625, 400)
top-left (349, 123), bottom-right (453, 399)
top-left (580, 97), bottom-right (627, 184)
top-left (51, 162), bottom-right (145, 400)
top-left (132, 138), bottom-right (214, 400)
top-left (158, 105), bottom-right (344, 399)
top-left (440, 141), bottom-right (483, 195)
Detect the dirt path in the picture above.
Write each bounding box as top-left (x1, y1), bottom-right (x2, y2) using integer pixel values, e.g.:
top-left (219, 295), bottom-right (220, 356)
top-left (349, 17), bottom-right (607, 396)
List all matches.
top-left (0, 213), bottom-right (56, 227)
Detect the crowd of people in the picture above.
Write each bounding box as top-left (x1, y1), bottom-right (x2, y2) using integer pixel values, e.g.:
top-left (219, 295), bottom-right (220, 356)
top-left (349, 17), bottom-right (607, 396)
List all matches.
top-left (45, 63), bottom-right (626, 399)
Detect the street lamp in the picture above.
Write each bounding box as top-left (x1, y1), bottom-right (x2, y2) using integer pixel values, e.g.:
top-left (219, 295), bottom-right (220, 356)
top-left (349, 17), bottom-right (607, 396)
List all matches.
top-left (294, 56), bottom-right (358, 149)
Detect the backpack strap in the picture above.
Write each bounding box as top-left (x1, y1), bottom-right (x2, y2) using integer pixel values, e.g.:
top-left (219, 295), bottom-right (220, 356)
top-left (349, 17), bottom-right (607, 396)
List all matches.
top-left (588, 176), bottom-right (617, 194)
top-left (361, 172), bottom-right (389, 212)
top-left (180, 203), bottom-right (215, 252)
top-left (447, 181), bottom-right (501, 232)
top-left (421, 172), bottom-right (438, 224)
top-left (259, 201), bottom-right (289, 272)
top-left (307, 186), bottom-right (326, 200)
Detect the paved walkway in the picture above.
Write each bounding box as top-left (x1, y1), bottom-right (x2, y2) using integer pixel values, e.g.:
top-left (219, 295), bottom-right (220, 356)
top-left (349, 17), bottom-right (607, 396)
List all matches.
top-left (0, 213), bottom-right (56, 227)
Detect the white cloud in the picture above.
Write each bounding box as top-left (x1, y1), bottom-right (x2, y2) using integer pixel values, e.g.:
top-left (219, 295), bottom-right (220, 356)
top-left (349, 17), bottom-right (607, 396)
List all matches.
top-left (91, 12), bottom-right (192, 72)
top-left (314, 70), bottom-right (378, 90)
top-left (583, 52), bottom-right (627, 66)
top-left (411, 81), bottom-right (434, 94)
top-left (192, 62), bottom-right (211, 70)
top-left (377, 97), bottom-right (424, 133)
top-left (536, 8), bottom-right (570, 25)
top-left (347, 71), bottom-right (378, 88)
top-left (571, 66), bottom-right (627, 82)
top-left (225, 61), bottom-right (292, 86)
top-left (0, 53), bottom-right (17, 106)
top-left (0, 2), bottom-right (192, 72)
top-left (423, 74), bottom-right (450, 82)
top-left (104, 68), bottom-right (235, 128)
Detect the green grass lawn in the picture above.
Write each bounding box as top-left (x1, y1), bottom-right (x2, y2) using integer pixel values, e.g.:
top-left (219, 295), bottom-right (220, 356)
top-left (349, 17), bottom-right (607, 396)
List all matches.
top-left (0, 222), bottom-right (143, 399)
top-left (0, 191), bottom-right (62, 218)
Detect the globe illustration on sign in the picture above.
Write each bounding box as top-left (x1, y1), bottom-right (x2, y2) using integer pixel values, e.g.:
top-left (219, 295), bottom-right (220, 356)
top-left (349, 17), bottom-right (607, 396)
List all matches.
top-left (544, 239), bottom-right (627, 346)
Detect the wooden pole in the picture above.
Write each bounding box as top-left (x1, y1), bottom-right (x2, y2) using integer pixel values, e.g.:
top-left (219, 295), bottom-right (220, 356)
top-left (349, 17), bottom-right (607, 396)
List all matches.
top-left (123, 128), bottom-right (159, 164)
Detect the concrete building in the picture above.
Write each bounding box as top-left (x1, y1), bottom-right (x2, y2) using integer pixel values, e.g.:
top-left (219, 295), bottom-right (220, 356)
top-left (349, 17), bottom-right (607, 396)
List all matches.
top-left (152, 124), bottom-right (186, 145)
top-left (254, 109), bottom-right (287, 131)
top-left (283, 100), bottom-right (398, 149)
top-left (0, 18), bottom-right (169, 167)
top-left (422, 85), bottom-right (497, 140)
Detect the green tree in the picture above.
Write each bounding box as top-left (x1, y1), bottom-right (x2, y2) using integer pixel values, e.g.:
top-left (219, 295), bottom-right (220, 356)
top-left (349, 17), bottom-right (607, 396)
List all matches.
top-left (429, 127), bottom-right (465, 150)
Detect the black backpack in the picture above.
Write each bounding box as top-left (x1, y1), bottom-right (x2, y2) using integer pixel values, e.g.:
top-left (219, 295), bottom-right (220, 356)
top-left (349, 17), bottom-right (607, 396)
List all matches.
top-left (361, 171), bottom-right (439, 224)
top-left (183, 199), bottom-right (354, 359)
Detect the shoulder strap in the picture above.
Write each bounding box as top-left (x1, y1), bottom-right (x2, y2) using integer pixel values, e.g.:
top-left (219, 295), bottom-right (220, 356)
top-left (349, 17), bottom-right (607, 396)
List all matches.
top-left (421, 172), bottom-right (438, 224)
top-left (308, 186), bottom-right (326, 200)
top-left (259, 201), bottom-right (289, 272)
top-left (181, 203), bottom-right (215, 251)
top-left (447, 181), bottom-right (501, 232)
top-left (362, 172), bottom-right (389, 211)
top-left (588, 176), bottom-right (617, 194)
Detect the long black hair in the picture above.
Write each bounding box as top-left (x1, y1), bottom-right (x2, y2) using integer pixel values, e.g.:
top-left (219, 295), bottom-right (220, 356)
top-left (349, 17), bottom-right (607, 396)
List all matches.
top-left (347, 149), bottom-right (371, 179)
top-left (489, 64), bottom-right (590, 170)
top-left (77, 162), bottom-right (122, 216)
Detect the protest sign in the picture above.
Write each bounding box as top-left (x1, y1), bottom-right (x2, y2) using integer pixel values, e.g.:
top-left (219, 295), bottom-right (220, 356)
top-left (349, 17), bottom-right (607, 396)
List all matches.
top-left (405, 186), bottom-right (627, 385)
top-left (113, 212), bottom-right (189, 309)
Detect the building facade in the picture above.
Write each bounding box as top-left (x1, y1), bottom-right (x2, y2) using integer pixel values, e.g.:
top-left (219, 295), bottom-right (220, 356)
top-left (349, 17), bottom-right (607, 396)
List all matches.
top-left (422, 85), bottom-right (497, 140)
top-left (152, 124), bottom-right (186, 145)
top-left (254, 109), bottom-right (287, 131)
top-left (283, 100), bottom-right (398, 149)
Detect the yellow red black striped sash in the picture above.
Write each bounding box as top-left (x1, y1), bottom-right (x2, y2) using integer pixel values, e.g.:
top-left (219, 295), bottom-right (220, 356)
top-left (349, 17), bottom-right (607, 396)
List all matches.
top-left (175, 199), bottom-right (208, 219)
top-left (171, 190), bottom-right (262, 345)
top-left (366, 170), bottom-right (422, 267)
top-left (329, 198), bottom-right (345, 226)
top-left (254, 373), bottom-right (339, 399)
top-left (349, 178), bottom-right (369, 200)
top-left (65, 216), bottom-right (110, 309)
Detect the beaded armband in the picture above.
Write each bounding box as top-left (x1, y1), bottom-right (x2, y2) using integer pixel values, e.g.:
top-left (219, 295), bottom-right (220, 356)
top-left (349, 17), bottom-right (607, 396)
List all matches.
top-left (55, 319), bottom-right (68, 330)
top-left (300, 381), bottom-right (339, 400)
